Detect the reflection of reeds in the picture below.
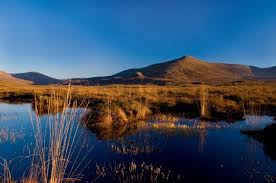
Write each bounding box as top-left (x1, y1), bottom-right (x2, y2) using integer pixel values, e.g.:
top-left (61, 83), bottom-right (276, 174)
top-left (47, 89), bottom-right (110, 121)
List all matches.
top-left (96, 161), bottom-right (181, 183)
top-left (110, 143), bottom-right (158, 156)
top-left (1, 87), bottom-right (91, 183)
top-left (0, 113), bottom-right (19, 122)
top-left (109, 133), bottom-right (160, 156)
top-left (0, 129), bottom-right (24, 144)
top-left (198, 130), bottom-right (207, 153)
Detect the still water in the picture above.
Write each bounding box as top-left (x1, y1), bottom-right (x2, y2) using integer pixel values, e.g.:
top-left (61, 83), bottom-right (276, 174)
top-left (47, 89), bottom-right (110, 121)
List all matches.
top-left (0, 102), bottom-right (275, 183)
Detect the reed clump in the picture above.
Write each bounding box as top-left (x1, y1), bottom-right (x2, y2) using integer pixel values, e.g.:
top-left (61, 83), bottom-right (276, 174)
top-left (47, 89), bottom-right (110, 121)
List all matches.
top-left (198, 84), bottom-right (209, 120)
top-left (1, 88), bottom-right (91, 183)
top-left (88, 99), bottom-right (151, 126)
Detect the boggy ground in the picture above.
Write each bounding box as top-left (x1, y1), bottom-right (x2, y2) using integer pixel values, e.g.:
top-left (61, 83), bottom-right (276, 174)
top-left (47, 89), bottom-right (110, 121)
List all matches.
top-left (0, 81), bottom-right (275, 124)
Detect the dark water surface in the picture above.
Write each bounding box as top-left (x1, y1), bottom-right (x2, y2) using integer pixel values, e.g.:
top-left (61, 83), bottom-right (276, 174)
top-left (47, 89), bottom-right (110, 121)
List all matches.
top-left (0, 103), bottom-right (275, 183)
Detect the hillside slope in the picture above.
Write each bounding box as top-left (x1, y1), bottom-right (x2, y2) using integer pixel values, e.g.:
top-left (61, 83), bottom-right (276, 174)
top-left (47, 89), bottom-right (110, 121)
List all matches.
top-left (0, 71), bottom-right (32, 84)
top-left (69, 56), bottom-right (273, 85)
top-left (12, 72), bottom-right (60, 85)
top-left (250, 66), bottom-right (276, 79)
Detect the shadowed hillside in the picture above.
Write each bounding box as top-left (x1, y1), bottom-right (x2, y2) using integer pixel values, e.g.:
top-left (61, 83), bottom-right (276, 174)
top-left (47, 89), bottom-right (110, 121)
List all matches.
top-left (12, 72), bottom-right (61, 85)
top-left (0, 71), bottom-right (31, 84)
top-left (250, 66), bottom-right (276, 79)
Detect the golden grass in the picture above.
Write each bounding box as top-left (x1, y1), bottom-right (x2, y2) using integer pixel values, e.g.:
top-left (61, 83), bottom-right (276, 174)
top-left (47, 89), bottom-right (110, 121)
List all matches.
top-left (0, 80), bottom-right (275, 102)
top-left (0, 80), bottom-right (275, 122)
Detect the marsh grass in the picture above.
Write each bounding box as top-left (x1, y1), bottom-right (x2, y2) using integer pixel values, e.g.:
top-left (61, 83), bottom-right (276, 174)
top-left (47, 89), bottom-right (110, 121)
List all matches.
top-left (88, 98), bottom-right (151, 127)
top-left (95, 161), bottom-right (181, 183)
top-left (240, 84), bottom-right (274, 129)
top-left (0, 81), bottom-right (275, 123)
top-left (1, 87), bottom-right (93, 183)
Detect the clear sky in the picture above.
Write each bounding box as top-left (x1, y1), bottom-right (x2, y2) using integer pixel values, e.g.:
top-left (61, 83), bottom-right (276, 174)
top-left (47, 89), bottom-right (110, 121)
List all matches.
top-left (0, 0), bottom-right (275, 79)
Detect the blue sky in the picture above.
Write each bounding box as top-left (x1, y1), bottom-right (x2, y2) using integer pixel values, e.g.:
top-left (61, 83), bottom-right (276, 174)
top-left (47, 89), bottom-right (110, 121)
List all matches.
top-left (0, 0), bottom-right (275, 79)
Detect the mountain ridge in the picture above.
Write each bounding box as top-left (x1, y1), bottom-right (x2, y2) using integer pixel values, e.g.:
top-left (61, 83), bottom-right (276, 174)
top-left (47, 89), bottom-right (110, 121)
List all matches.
top-left (10, 56), bottom-right (276, 85)
top-left (66, 56), bottom-right (276, 85)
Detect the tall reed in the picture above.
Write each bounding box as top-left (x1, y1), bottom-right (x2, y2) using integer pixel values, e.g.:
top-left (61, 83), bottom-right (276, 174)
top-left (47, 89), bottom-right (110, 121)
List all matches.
top-left (199, 84), bottom-right (208, 119)
top-left (1, 87), bottom-right (91, 183)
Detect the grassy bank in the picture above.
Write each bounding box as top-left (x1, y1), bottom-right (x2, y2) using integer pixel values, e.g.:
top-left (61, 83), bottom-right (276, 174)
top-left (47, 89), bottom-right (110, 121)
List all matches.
top-left (0, 81), bottom-right (275, 124)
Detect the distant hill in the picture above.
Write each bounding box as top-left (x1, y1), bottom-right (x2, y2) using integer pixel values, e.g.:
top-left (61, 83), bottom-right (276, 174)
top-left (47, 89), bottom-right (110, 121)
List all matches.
top-left (6, 56), bottom-right (276, 86)
top-left (0, 71), bottom-right (32, 84)
top-left (66, 56), bottom-right (276, 85)
top-left (250, 66), bottom-right (276, 80)
top-left (12, 72), bottom-right (60, 85)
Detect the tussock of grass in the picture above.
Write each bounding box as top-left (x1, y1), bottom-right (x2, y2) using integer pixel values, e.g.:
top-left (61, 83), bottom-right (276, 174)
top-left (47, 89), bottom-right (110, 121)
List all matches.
top-left (88, 99), bottom-right (151, 126)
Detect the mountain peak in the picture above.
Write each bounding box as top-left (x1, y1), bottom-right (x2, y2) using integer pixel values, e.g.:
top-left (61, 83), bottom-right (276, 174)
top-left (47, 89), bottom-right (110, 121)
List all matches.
top-left (72, 56), bottom-right (276, 85)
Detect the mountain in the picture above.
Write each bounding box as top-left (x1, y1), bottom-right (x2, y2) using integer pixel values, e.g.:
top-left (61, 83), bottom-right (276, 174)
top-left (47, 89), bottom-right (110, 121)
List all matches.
top-left (0, 71), bottom-right (32, 84)
top-left (66, 56), bottom-right (276, 85)
top-left (250, 66), bottom-right (276, 80)
top-left (12, 72), bottom-right (60, 85)
top-left (7, 56), bottom-right (276, 86)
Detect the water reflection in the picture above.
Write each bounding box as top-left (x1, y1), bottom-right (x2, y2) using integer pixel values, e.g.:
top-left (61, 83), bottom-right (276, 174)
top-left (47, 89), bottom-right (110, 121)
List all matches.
top-left (242, 123), bottom-right (276, 161)
top-left (96, 161), bottom-right (182, 183)
top-left (0, 102), bottom-right (276, 183)
top-left (0, 128), bottom-right (24, 143)
top-left (109, 134), bottom-right (161, 156)
top-left (0, 113), bottom-right (20, 122)
top-left (244, 115), bottom-right (273, 130)
top-left (89, 115), bottom-right (276, 164)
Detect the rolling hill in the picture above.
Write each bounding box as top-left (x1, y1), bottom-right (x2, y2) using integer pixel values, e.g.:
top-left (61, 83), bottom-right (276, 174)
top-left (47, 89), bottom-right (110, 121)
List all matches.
top-left (66, 56), bottom-right (276, 85)
top-left (0, 71), bottom-right (32, 84)
top-left (12, 72), bottom-right (61, 85)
